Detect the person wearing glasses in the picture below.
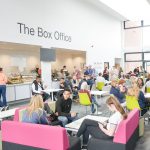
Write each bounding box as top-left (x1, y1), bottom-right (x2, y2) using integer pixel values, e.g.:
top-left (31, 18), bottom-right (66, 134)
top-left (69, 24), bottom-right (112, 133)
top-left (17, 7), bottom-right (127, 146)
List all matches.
top-left (77, 96), bottom-right (127, 149)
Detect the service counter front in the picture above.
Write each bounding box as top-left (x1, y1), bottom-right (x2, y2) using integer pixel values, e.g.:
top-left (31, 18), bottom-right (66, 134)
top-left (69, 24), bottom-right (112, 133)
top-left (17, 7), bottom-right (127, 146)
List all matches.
top-left (6, 82), bottom-right (32, 102)
top-left (6, 81), bottom-right (60, 102)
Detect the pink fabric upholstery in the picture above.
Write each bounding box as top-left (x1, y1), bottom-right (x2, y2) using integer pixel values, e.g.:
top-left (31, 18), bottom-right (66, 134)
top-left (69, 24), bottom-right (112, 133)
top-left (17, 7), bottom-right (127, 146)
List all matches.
top-left (2, 121), bottom-right (70, 150)
top-left (113, 109), bottom-right (139, 144)
top-left (13, 107), bottom-right (26, 121)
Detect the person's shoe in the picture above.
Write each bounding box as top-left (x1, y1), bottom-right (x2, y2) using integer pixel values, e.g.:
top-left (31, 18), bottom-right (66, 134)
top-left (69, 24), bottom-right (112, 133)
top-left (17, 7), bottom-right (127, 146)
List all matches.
top-left (5, 106), bottom-right (9, 111)
top-left (92, 108), bottom-right (96, 114)
top-left (0, 107), bottom-right (5, 112)
top-left (81, 145), bottom-right (87, 149)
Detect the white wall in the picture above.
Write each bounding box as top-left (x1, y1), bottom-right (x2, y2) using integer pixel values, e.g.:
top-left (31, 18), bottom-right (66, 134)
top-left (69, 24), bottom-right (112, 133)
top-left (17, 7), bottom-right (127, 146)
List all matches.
top-left (0, 0), bottom-right (122, 69)
top-left (51, 51), bottom-right (86, 73)
top-left (0, 49), bottom-right (40, 74)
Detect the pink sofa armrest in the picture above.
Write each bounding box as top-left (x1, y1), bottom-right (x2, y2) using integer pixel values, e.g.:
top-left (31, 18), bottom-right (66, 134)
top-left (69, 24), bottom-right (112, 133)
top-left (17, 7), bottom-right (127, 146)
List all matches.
top-left (113, 109), bottom-right (139, 144)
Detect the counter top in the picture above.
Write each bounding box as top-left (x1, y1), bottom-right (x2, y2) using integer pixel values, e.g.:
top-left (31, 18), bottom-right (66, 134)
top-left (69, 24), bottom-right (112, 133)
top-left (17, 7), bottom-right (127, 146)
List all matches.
top-left (7, 82), bottom-right (32, 87)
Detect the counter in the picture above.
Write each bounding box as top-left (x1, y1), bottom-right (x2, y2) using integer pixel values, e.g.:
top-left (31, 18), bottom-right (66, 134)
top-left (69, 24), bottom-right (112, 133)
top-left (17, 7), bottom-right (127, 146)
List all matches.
top-left (6, 82), bottom-right (32, 102)
top-left (6, 81), bottom-right (60, 102)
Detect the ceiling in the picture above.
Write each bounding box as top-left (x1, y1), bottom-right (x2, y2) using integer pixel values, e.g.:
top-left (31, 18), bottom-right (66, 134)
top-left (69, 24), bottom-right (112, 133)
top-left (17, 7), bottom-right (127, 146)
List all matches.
top-left (98, 0), bottom-right (150, 21)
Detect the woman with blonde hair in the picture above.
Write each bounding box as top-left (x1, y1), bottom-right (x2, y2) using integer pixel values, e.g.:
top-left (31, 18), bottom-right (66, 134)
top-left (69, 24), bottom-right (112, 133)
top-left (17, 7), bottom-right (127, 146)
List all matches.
top-left (77, 95), bottom-right (127, 148)
top-left (22, 95), bottom-right (49, 124)
top-left (127, 83), bottom-right (147, 116)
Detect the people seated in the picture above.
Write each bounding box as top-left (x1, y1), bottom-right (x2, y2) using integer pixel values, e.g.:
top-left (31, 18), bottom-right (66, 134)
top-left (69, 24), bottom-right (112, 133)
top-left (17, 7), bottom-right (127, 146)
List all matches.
top-left (137, 77), bottom-right (145, 93)
top-left (80, 80), bottom-right (100, 114)
top-left (96, 73), bottom-right (106, 84)
top-left (55, 89), bottom-right (77, 127)
top-left (76, 95), bottom-right (127, 149)
top-left (22, 95), bottom-right (62, 126)
top-left (127, 83), bottom-right (148, 116)
top-left (71, 75), bottom-right (79, 100)
top-left (110, 80), bottom-right (125, 103)
top-left (31, 75), bottom-right (49, 102)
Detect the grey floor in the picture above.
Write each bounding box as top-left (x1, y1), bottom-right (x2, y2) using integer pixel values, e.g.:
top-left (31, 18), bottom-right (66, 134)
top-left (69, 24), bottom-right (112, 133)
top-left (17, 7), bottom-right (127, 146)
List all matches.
top-left (0, 96), bottom-right (150, 150)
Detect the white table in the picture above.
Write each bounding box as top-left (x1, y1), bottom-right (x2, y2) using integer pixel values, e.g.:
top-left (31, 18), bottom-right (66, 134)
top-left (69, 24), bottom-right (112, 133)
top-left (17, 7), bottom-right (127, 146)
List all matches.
top-left (90, 91), bottom-right (108, 95)
top-left (105, 81), bottom-right (111, 85)
top-left (0, 108), bottom-right (18, 121)
top-left (144, 93), bottom-right (150, 99)
top-left (90, 90), bottom-right (108, 114)
top-left (42, 88), bottom-right (64, 101)
top-left (65, 115), bottom-right (108, 132)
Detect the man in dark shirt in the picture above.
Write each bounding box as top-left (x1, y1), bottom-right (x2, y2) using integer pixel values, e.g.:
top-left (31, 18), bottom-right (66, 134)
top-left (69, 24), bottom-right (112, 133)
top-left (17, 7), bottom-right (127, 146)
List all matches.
top-left (56, 89), bottom-right (77, 127)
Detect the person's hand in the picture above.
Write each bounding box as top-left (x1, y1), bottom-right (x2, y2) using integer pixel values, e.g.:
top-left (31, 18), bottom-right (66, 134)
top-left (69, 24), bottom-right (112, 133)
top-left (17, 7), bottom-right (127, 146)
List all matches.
top-left (98, 123), bottom-right (104, 129)
top-left (55, 112), bottom-right (58, 116)
top-left (71, 112), bottom-right (77, 117)
top-left (60, 83), bottom-right (64, 87)
top-left (44, 85), bottom-right (48, 89)
top-left (40, 91), bottom-right (44, 94)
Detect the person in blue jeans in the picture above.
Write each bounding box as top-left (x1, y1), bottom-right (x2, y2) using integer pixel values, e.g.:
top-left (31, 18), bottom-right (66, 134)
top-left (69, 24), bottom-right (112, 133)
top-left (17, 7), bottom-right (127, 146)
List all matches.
top-left (0, 67), bottom-right (8, 111)
top-left (55, 89), bottom-right (77, 127)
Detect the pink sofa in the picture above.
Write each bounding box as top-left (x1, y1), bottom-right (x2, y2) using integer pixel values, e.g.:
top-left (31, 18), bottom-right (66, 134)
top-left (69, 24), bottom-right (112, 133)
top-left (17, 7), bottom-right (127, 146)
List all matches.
top-left (87, 108), bottom-right (140, 150)
top-left (1, 108), bottom-right (81, 150)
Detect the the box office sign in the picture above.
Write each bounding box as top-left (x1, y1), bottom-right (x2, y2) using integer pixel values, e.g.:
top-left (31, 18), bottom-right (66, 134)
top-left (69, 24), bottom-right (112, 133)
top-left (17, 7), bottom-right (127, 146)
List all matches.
top-left (17, 22), bottom-right (72, 42)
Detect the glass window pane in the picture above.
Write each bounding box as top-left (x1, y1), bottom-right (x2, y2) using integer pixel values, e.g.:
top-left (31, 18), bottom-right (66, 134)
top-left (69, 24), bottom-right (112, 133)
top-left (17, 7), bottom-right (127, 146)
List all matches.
top-left (143, 27), bottom-right (150, 51)
top-left (125, 21), bottom-right (142, 28)
top-left (125, 62), bottom-right (142, 73)
top-left (126, 53), bottom-right (142, 61)
top-left (144, 53), bottom-right (150, 61)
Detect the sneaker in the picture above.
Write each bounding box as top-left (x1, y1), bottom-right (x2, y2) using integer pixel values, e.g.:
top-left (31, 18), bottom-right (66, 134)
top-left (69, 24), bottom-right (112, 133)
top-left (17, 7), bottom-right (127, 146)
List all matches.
top-left (81, 145), bottom-right (87, 149)
top-left (92, 108), bottom-right (96, 114)
top-left (5, 106), bottom-right (9, 111)
top-left (0, 107), bottom-right (5, 112)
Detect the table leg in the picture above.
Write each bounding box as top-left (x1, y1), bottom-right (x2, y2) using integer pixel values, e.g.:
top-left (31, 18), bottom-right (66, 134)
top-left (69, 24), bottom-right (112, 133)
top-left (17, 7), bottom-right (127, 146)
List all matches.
top-left (95, 95), bottom-right (102, 115)
top-left (51, 92), bottom-right (54, 101)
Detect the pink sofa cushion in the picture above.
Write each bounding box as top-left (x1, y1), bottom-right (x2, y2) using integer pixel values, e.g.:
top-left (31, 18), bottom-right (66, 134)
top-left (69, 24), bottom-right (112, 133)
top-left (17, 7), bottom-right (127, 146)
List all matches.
top-left (13, 107), bottom-right (26, 121)
top-left (2, 120), bottom-right (70, 150)
top-left (113, 108), bottom-right (139, 144)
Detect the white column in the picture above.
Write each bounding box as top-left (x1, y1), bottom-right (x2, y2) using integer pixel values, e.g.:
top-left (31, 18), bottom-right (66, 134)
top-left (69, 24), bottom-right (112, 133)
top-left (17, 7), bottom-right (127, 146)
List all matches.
top-left (41, 61), bottom-right (52, 88)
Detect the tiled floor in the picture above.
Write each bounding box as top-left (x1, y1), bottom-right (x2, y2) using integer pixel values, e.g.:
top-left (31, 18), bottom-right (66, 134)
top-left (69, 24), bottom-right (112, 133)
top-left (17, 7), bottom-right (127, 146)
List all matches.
top-left (0, 96), bottom-right (150, 150)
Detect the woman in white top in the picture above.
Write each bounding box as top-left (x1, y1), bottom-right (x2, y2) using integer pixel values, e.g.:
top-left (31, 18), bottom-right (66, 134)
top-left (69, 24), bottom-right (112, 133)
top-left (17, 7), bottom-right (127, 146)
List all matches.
top-left (77, 95), bottom-right (127, 148)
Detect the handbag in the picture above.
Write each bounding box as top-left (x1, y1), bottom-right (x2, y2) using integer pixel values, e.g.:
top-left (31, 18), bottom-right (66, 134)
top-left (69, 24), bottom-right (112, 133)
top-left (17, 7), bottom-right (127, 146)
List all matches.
top-left (47, 113), bottom-right (58, 122)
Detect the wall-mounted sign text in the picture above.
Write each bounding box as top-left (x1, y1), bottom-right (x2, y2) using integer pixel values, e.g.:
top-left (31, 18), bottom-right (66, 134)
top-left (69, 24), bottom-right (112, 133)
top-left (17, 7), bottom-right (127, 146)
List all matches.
top-left (17, 22), bottom-right (72, 42)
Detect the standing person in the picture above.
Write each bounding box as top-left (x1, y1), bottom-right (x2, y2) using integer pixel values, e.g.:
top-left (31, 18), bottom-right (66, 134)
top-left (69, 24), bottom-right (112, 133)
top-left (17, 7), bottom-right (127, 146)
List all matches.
top-left (73, 66), bottom-right (81, 81)
top-left (55, 89), bottom-right (77, 127)
top-left (0, 67), bottom-right (8, 111)
top-left (77, 95), bottom-right (127, 149)
top-left (31, 75), bottom-right (49, 102)
top-left (103, 67), bottom-right (109, 81)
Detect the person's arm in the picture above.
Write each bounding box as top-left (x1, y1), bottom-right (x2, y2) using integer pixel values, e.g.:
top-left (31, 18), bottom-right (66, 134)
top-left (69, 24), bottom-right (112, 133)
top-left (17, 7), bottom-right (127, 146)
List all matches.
top-left (31, 84), bottom-right (41, 94)
top-left (56, 99), bottom-right (71, 117)
top-left (40, 111), bottom-right (49, 125)
top-left (99, 123), bottom-right (117, 136)
top-left (4, 74), bottom-right (7, 83)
